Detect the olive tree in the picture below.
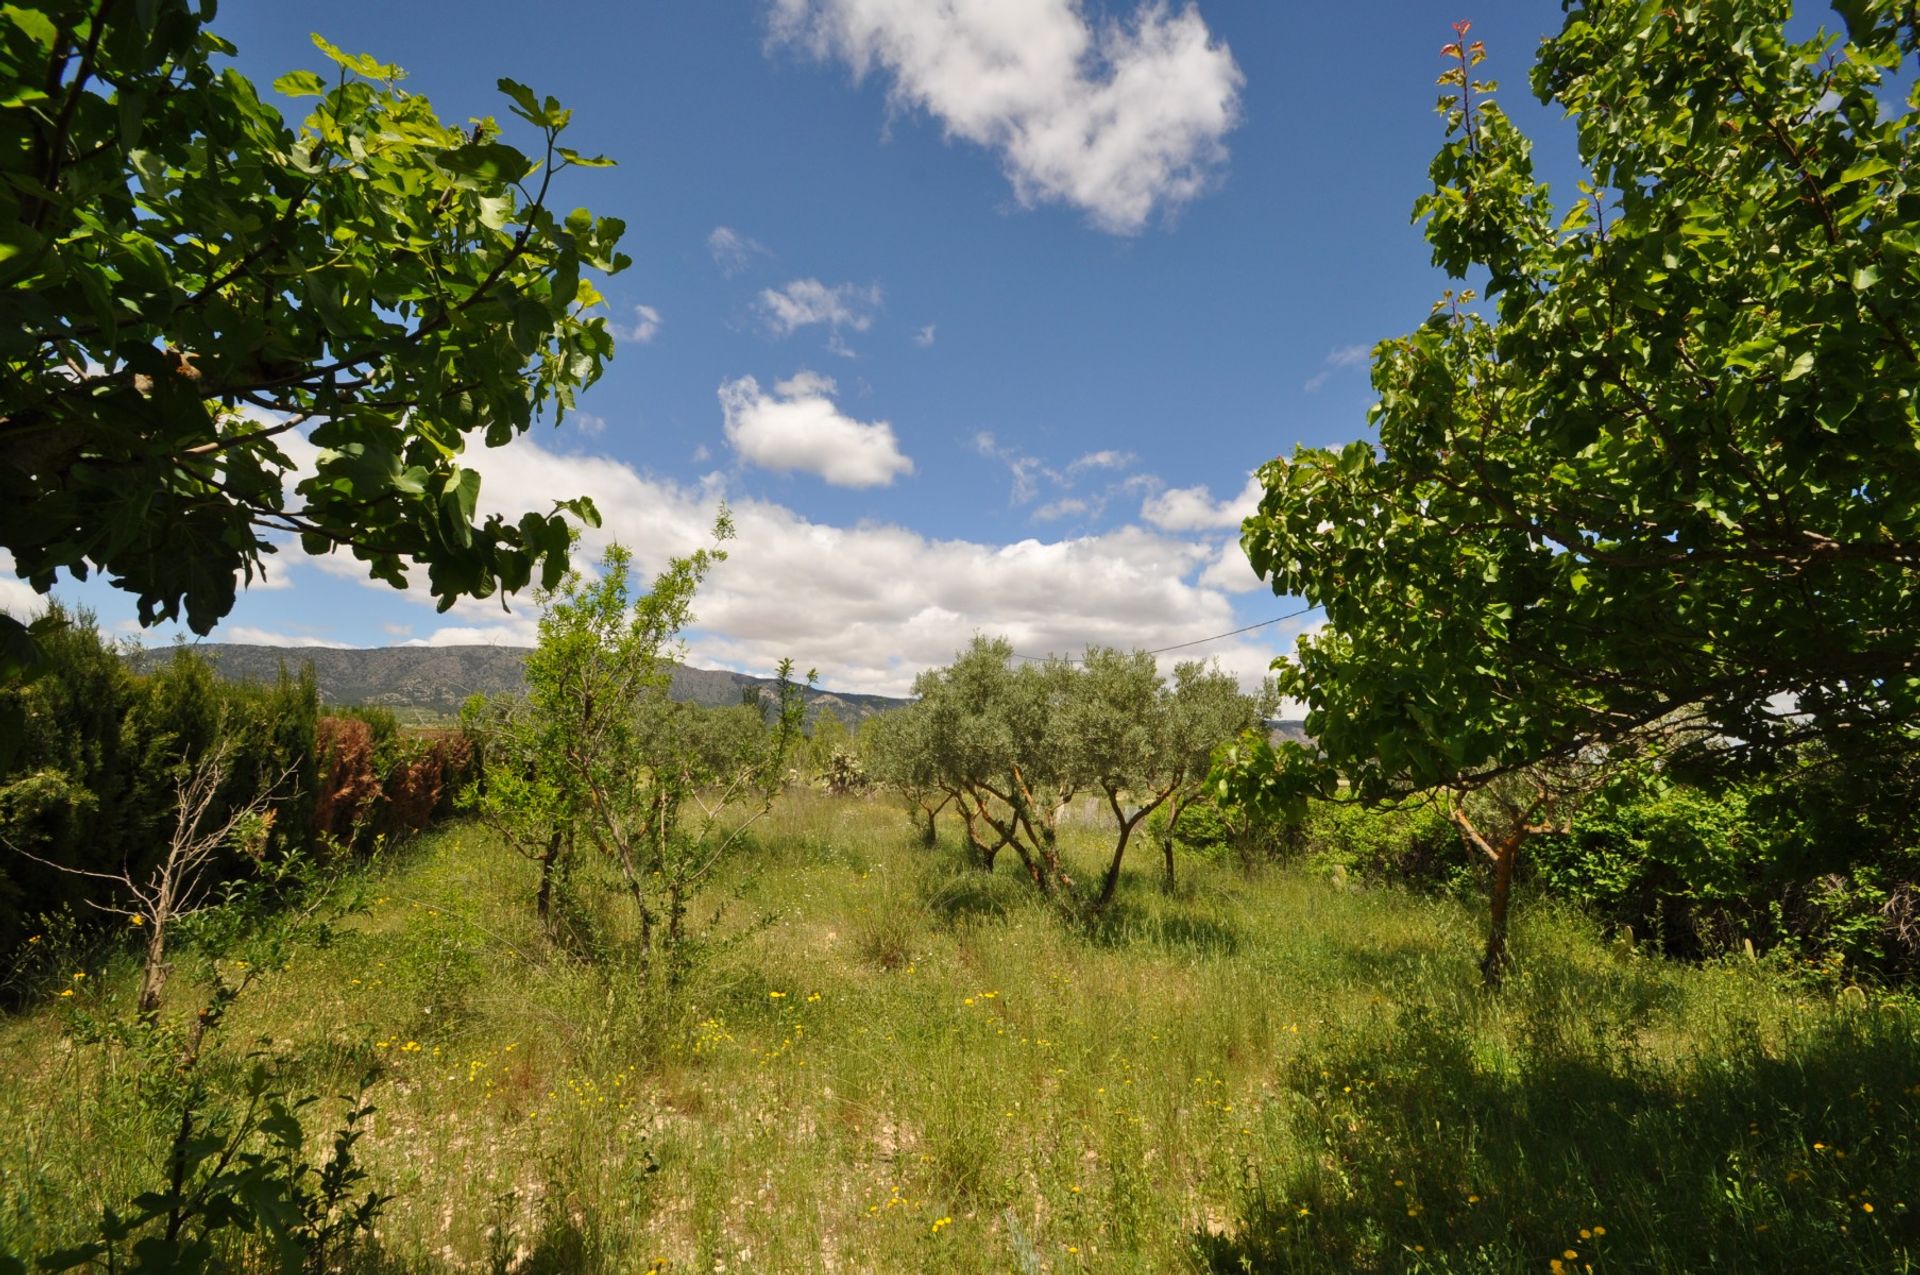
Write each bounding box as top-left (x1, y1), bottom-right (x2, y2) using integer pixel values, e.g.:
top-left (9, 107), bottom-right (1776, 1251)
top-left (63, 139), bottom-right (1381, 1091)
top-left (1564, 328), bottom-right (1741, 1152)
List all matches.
top-left (862, 703), bottom-right (953, 851)
top-left (908, 639), bottom-right (1266, 915)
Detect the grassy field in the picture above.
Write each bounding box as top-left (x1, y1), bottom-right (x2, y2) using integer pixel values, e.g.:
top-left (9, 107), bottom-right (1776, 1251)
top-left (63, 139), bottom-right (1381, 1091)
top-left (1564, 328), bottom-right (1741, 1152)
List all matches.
top-left (3, 791), bottom-right (1918, 1272)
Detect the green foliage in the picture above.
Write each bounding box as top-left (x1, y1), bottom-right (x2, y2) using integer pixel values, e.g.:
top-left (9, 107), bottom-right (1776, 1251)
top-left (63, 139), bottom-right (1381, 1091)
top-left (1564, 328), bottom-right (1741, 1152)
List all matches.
top-left (0, 611), bottom-right (316, 966)
top-left (1228, 0), bottom-right (1920, 814)
top-left (1529, 766), bottom-right (1920, 979)
top-left (464, 526), bottom-right (809, 977)
top-left (1295, 796), bottom-right (1462, 890)
top-left (1, 2), bottom-right (628, 662)
top-left (900, 638), bottom-right (1264, 910)
top-left (29, 961), bottom-right (388, 1275)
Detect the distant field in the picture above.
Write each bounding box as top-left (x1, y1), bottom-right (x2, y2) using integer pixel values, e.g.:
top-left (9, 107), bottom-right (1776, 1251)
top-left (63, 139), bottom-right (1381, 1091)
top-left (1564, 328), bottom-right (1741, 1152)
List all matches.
top-left (3, 793), bottom-right (1916, 1272)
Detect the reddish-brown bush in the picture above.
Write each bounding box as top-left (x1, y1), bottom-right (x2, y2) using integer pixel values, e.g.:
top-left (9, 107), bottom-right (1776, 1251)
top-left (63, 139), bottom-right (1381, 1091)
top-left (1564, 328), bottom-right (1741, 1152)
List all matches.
top-left (312, 716), bottom-right (378, 848)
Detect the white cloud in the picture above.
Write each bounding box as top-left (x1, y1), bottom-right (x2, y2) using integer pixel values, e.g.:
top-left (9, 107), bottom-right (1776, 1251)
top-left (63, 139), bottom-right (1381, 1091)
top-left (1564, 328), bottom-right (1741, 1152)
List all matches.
top-left (404, 622), bottom-right (539, 648)
top-left (769, 0), bottom-right (1244, 234)
top-left (914, 323), bottom-right (936, 347)
top-left (1140, 472), bottom-right (1262, 532)
top-left (1304, 342), bottom-right (1374, 392)
top-left (1033, 497), bottom-right (1089, 522)
top-left (757, 278), bottom-right (883, 337)
top-left (0, 549), bottom-right (42, 619)
top-left (973, 432), bottom-right (1062, 505)
top-left (719, 371), bottom-right (914, 488)
top-left (620, 304), bottom-right (663, 344)
top-left (240, 560), bottom-right (294, 591)
top-left (327, 434), bottom-right (1292, 694)
top-left (708, 226), bottom-right (770, 276)
top-left (975, 434), bottom-right (1149, 524)
top-left (1067, 449), bottom-right (1134, 475)
top-left (219, 626), bottom-right (356, 649)
top-left (1198, 538), bottom-right (1262, 593)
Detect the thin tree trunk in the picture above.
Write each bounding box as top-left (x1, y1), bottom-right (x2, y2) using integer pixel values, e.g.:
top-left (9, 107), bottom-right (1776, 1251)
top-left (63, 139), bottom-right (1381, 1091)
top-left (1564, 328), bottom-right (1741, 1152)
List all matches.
top-left (138, 923), bottom-right (169, 1020)
top-left (535, 829), bottom-right (562, 925)
top-left (1160, 793), bottom-right (1184, 894)
top-left (1481, 838), bottom-right (1519, 987)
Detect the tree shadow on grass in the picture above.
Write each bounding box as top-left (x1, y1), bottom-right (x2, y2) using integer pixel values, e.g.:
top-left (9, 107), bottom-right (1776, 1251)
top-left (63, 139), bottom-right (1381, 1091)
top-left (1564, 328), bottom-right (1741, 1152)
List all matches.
top-left (1083, 898), bottom-right (1245, 958)
top-left (1198, 987), bottom-right (1920, 1273)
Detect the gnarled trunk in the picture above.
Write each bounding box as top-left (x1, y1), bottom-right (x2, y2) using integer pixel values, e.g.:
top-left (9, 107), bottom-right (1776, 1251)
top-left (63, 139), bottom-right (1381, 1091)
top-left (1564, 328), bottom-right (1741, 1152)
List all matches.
top-left (1480, 838), bottom-right (1519, 987)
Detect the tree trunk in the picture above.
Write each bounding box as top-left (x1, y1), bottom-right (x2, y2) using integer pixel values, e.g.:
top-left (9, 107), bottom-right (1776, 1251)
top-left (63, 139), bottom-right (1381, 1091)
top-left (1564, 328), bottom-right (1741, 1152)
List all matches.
top-left (137, 923), bottom-right (170, 1020)
top-left (1160, 793), bottom-right (1185, 893)
top-left (1095, 819), bottom-right (1138, 912)
top-left (666, 880), bottom-right (688, 985)
top-left (919, 805), bottom-right (938, 849)
top-left (535, 829), bottom-right (562, 925)
top-left (1481, 838), bottom-right (1520, 988)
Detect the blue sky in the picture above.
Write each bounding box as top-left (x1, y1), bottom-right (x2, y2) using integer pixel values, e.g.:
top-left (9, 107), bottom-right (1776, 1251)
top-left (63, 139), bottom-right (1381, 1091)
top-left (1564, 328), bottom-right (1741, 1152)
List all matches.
top-left (25, 1), bottom-right (1623, 694)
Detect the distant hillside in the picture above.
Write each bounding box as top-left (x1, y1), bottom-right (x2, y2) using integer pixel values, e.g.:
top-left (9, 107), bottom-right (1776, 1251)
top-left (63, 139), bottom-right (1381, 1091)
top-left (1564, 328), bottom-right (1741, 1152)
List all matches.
top-left (124, 643), bottom-right (909, 728)
top-left (1266, 719), bottom-right (1311, 747)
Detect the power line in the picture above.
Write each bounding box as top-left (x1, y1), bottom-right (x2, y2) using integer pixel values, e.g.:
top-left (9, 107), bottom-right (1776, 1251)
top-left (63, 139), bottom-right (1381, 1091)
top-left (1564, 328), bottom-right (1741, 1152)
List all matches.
top-left (1010, 604), bottom-right (1319, 664)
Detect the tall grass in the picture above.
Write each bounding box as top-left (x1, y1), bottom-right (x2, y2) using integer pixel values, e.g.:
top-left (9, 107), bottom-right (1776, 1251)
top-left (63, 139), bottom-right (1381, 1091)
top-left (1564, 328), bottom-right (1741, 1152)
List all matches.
top-left (2, 791), bottom-right (1915, 1271)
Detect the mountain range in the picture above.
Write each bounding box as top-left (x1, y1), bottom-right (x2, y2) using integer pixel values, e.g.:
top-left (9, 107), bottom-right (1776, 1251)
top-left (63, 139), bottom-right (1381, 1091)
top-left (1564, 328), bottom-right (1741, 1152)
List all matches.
top-left (124, 643), bottom-right (908, 727)
top-left (123, 643), bottom-right (1310, 743)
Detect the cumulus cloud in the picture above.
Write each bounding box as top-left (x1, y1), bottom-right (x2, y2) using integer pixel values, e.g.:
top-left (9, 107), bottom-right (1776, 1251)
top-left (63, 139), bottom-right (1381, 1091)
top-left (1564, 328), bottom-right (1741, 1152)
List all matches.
top-left (757, 278), bottom-right (883, 338)
top-left (1198, 538), bottom-right (1263, 593)
top-left (719, 371), bottom-right (914, 488)
top-left (344, 434), bottom-right (1291, 694)
top-left (1140, 472), bottom-right (1262, 532)
top-left (768, 0), bottom-right (1244, 234)
top-left (914, 323), bottom-right (936, 347)
top-left (708, 226), bottom-right (770, 276)
top-left (1304, 342), bottom-right (1373, 392)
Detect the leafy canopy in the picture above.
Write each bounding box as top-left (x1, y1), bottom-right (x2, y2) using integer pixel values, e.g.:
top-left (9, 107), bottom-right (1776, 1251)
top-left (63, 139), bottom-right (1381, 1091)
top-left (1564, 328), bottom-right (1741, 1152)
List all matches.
top-left (895, 636), bottom-right (1264, 909)
top-left (0, 0), bottom-right (629, 663)
top-left (1226, 0), bottom-right (1920, 814)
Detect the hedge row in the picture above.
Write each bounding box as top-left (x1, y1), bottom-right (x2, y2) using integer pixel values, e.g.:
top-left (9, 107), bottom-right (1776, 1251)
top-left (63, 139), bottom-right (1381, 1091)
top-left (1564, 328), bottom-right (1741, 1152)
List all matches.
top-left (0, 607), bottom-right (474, 967)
